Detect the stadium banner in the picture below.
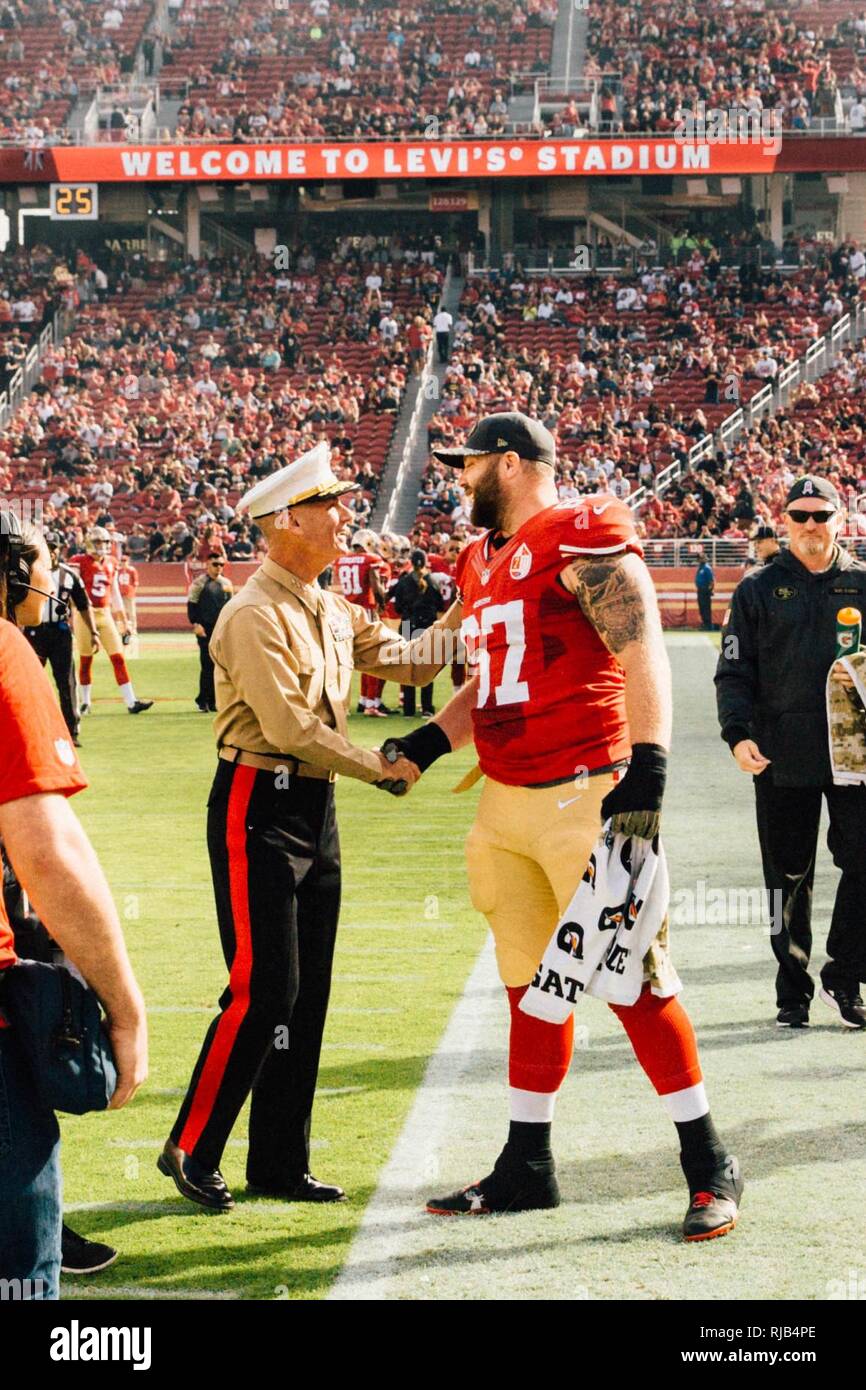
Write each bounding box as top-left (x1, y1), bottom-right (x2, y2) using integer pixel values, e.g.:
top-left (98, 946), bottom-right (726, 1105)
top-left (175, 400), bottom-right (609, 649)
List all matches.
top-left (136, 562), bottom-right (741, 630)
top-left (9, 138), bottom-right (866, 183)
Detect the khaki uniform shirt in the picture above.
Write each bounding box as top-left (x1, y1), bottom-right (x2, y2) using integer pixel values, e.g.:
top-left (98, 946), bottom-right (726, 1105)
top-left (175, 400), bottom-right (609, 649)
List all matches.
top-left (211, 556), bottom-right (455, 782)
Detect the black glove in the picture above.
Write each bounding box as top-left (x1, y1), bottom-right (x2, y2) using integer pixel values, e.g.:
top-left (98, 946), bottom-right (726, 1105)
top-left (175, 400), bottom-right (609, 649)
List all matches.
top-left (122, 631), bottom-right (132, 646)
top-left (600, 743), bottom-right (667, 840)
top-left (381, 723), bottom-right (452, 775)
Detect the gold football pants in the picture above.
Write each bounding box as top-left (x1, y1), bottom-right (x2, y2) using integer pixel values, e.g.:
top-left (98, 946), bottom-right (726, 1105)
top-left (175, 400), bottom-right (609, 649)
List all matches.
top-left (465, 774), bottom-right (673, 990)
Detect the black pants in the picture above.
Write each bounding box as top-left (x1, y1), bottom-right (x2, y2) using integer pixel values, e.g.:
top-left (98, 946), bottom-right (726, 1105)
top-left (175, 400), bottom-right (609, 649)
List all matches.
top-left (171, 761), bottom-right (341, 1179)
top-left (697, 589), bottom-right (714, 630)
top-left (754, 774), bottom-right (866, 1006)
top-left (25, 624), bottom-right (77, 736)
top-left (436, 330), bottom-right (450, 363)
top-left (402, 682), bottom-right (435, 716)
top-left (196, 633), bottom-right (215, 709)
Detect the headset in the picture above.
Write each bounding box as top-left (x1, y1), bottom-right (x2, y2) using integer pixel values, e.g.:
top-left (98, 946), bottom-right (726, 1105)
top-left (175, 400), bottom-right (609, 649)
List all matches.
top-left (0, 511), bottom-right (66, 618)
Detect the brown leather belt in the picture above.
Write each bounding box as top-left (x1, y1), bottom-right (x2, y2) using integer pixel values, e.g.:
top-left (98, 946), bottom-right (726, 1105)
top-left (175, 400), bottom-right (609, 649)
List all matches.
top-left (218, 747), bottom-right (337, 781)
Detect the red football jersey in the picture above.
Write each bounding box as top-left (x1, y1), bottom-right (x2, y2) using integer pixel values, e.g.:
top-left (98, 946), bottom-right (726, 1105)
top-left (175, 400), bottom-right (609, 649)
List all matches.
top-left (428, 555), bottom-right (456, 606)
top-left (0, 620), bottom-right (87, 969)
top-left (71, 553), bottom-right (118, 609)
top-left (455, 496), bottom-right (643, 786)
top-left (335, 553), bottom-right (379, 610)
top-left (116, 562), bottom-right (138, 597)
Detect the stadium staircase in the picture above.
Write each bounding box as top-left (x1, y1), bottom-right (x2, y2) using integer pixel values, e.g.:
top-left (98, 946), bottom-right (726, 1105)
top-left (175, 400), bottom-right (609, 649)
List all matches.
top-left (631, 299), bottom-right (866, 515)
top-left (507, 0), bottom-right (587, 130)
top-left (372, 267), bottom-right (462, 536)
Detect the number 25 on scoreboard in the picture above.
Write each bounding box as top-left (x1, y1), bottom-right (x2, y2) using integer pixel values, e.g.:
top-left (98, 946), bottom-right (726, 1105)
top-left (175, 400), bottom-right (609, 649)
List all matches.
top-left (49, 183), bottom-right (99, 221)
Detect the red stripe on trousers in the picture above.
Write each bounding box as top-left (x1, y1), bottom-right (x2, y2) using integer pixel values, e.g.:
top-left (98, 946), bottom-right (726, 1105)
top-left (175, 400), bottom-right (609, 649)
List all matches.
top-left (178, 764), bottom-right (256, 1155)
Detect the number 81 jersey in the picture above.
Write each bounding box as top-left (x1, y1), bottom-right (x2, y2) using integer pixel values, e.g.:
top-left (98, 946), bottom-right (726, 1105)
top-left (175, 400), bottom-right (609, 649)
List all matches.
top-left (454, 496), bottom-right (643, 786)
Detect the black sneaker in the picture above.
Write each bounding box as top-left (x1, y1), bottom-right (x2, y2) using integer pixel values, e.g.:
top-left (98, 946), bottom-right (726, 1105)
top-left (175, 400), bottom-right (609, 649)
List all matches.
top-left (777, 1003), bottom-right (810, 1028)
top-left (819, 986), bottom-right (866, 1030)
top-left (426, 1157), bottom-right (560, 1216)
top-left (128, 700), bottom-right (153, 715)
top-left (683, 1159), bottom-right (744, 1242)
top-left (60, 1223), bottom-right (118, 1275)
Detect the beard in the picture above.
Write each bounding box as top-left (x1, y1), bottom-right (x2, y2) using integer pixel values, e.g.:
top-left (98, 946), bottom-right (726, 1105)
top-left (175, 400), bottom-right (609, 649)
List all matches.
top-left (470, 461), bottom-right (508, 531)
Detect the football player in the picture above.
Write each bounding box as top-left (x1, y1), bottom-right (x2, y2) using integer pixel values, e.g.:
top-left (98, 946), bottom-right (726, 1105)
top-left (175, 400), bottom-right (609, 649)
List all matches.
top-left (385, 412), bottom-right (743, 1242)
top-left (335, 530), bottom-right (390, 717)
top-left (70, 528), bottom-right (152, 715)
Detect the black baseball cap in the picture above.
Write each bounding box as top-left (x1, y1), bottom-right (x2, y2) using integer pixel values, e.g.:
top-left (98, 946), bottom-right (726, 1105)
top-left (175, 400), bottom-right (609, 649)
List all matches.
top-left (785, 475), bottom-right (840, 508)
top-left (431, 411), bottom-right (557, 468)
top-left (753, 524), bottom-right (777, 540)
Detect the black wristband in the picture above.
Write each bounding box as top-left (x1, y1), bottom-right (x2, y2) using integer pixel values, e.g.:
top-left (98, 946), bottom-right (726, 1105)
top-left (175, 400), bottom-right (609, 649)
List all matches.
top-left (722, 725), bottom-right (751, 752)
top-left (601, 742), bottom-right (668, 819)
top-left (383, 722), bottom-right (452, 774)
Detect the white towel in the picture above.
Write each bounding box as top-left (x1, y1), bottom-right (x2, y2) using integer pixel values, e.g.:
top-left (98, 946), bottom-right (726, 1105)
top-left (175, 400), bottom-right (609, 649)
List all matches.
top-left (519, 822), bottom-right (680, 1022)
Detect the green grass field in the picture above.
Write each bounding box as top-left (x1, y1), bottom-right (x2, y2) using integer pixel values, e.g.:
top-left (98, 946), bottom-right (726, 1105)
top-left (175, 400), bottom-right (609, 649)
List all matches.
top-left (58, 633), bottom-right (866, 1302)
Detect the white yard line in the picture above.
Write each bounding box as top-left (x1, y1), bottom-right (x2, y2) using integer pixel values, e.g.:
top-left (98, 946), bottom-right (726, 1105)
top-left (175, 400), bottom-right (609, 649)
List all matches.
top-left (327, 936), bottom-right (500, 1301)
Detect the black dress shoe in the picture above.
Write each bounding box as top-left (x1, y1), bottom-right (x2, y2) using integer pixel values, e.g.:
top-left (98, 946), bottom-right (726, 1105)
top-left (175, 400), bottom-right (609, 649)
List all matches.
top-left (247, 1173), bottom-right (346, 1202)
top-left (157, 1140), bottom-right (235, 1212)
top-left (61, 1223), bottom-right (118, 1274)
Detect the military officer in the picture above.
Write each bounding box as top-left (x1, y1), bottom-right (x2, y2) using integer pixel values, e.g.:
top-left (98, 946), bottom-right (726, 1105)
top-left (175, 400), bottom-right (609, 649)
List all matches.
top-left (716, 476), bottom-right (866, 1030)
top-left (159, 443), bottom-right (459, 1210)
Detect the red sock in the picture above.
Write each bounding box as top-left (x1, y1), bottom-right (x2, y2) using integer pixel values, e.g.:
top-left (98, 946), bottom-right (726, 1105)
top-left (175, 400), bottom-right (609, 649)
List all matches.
top-left (507, 984), bottom-right (574, 1093)
top-left (110, 653), bottom-right (130, 686)
top-left (609, 985), bottom-right (703, 1095)
top-left (80, 655), bottom-right (93, 685)
top-left (360, 674), bottom-right (384, 701)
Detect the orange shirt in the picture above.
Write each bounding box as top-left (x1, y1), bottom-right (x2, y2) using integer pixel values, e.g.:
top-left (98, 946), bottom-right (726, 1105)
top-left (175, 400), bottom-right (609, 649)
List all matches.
top-left (0, 620), bottom-right (87, 967)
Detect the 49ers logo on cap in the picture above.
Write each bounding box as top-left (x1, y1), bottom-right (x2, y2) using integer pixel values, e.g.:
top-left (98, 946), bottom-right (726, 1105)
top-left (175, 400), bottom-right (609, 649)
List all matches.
top-left (509, 543), bottom-right (533, 580)
top-left (803, 479), bottom-right (814, 494)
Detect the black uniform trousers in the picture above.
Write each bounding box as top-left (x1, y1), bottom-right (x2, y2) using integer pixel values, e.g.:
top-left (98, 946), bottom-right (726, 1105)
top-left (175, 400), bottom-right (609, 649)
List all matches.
top-left (754, 773), bottom-right (866, 1006)
top-left (25, 623), bottom-right (78, 736)
top-left (196, 632), bottom-right (216, 709)
top-left (171, 760), bottom-right (341, 1180)
top-left (696, 588), bottom-right (714, 630)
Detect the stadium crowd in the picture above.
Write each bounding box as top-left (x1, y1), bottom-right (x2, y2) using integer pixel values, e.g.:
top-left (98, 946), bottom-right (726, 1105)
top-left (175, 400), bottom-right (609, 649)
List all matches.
top-left (411, 236), bottom-right (866, 549)
top-left (1, 236), bottom-right (444, 560)
top-left (0, 0), bottom-right (153, 145)
top-left (164, 0), bottom-right (553, 142)
top-left (586, 0), bottom-right (863, 132)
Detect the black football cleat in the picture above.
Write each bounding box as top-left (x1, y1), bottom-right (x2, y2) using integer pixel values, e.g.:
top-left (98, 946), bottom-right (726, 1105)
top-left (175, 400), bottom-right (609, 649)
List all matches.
top-left (157, 1140), bottom-right (235, 1212)
top-left (128, 700), bottom-right (154, 715)
top-left (60, 1224), bottom-right (118, 1275)
top-left (777, 1003), bottom-right (810, 1028)
top-left (247, 1173), bottom-right (346, 1202)
top-left (427, 1158), bottom-right (560, 1216)
top-left (683, 1160), bottom-right (744, 1242)
top-left (819, 986), bottom-right (866, 1029)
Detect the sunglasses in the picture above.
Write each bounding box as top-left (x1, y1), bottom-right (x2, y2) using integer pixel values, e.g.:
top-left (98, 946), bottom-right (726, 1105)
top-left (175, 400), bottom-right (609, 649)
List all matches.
top-left (209, 560), bottom-right (225, 567)
top-left (786, 508), bottom-right (836, 524)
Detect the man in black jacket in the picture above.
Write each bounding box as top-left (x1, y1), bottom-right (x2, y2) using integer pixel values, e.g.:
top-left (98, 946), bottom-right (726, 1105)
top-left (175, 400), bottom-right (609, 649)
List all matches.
top-left (187, 553), bottom-right (234, 712)
top-left (716, 476), bottom-right (866, 1029)
top-left (389, 549), bottom-right (445, 718)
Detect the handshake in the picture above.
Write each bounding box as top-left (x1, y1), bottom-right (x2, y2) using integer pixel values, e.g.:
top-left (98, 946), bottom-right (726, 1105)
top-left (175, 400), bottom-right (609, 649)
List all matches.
top-left (373, 725), bottom-right (452, 797)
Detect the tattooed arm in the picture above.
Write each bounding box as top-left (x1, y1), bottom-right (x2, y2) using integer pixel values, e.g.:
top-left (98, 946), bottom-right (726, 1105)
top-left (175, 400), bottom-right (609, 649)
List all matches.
top-left (561, 552), bottom-right (671, 837)
top-left (560, 551), bottom-right (671, 748)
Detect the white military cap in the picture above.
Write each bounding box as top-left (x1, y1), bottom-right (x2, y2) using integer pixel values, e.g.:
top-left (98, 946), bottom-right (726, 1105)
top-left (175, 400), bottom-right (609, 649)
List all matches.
top-left (237, 441), bottom-right (360, 519)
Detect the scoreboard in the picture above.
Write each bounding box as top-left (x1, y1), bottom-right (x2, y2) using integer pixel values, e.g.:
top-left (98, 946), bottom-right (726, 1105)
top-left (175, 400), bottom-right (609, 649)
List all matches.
top-left (49, 183), bottom-right (99, 221)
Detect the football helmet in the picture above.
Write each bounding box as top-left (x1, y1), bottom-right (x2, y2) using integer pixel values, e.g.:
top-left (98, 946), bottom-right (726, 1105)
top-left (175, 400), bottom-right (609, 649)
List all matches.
top-left (351, 528), bottom-right (379, 554)
top-left (87, 526), bottom-right (112, 559)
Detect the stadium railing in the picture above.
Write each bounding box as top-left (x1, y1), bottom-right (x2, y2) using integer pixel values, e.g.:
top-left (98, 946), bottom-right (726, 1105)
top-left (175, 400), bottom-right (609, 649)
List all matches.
top-left (628, 299), bottom-right (866, 513)
top-left (0, 306), bottom-right (75, 433)
top-left (642, 538), bottom-right (749, 567)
